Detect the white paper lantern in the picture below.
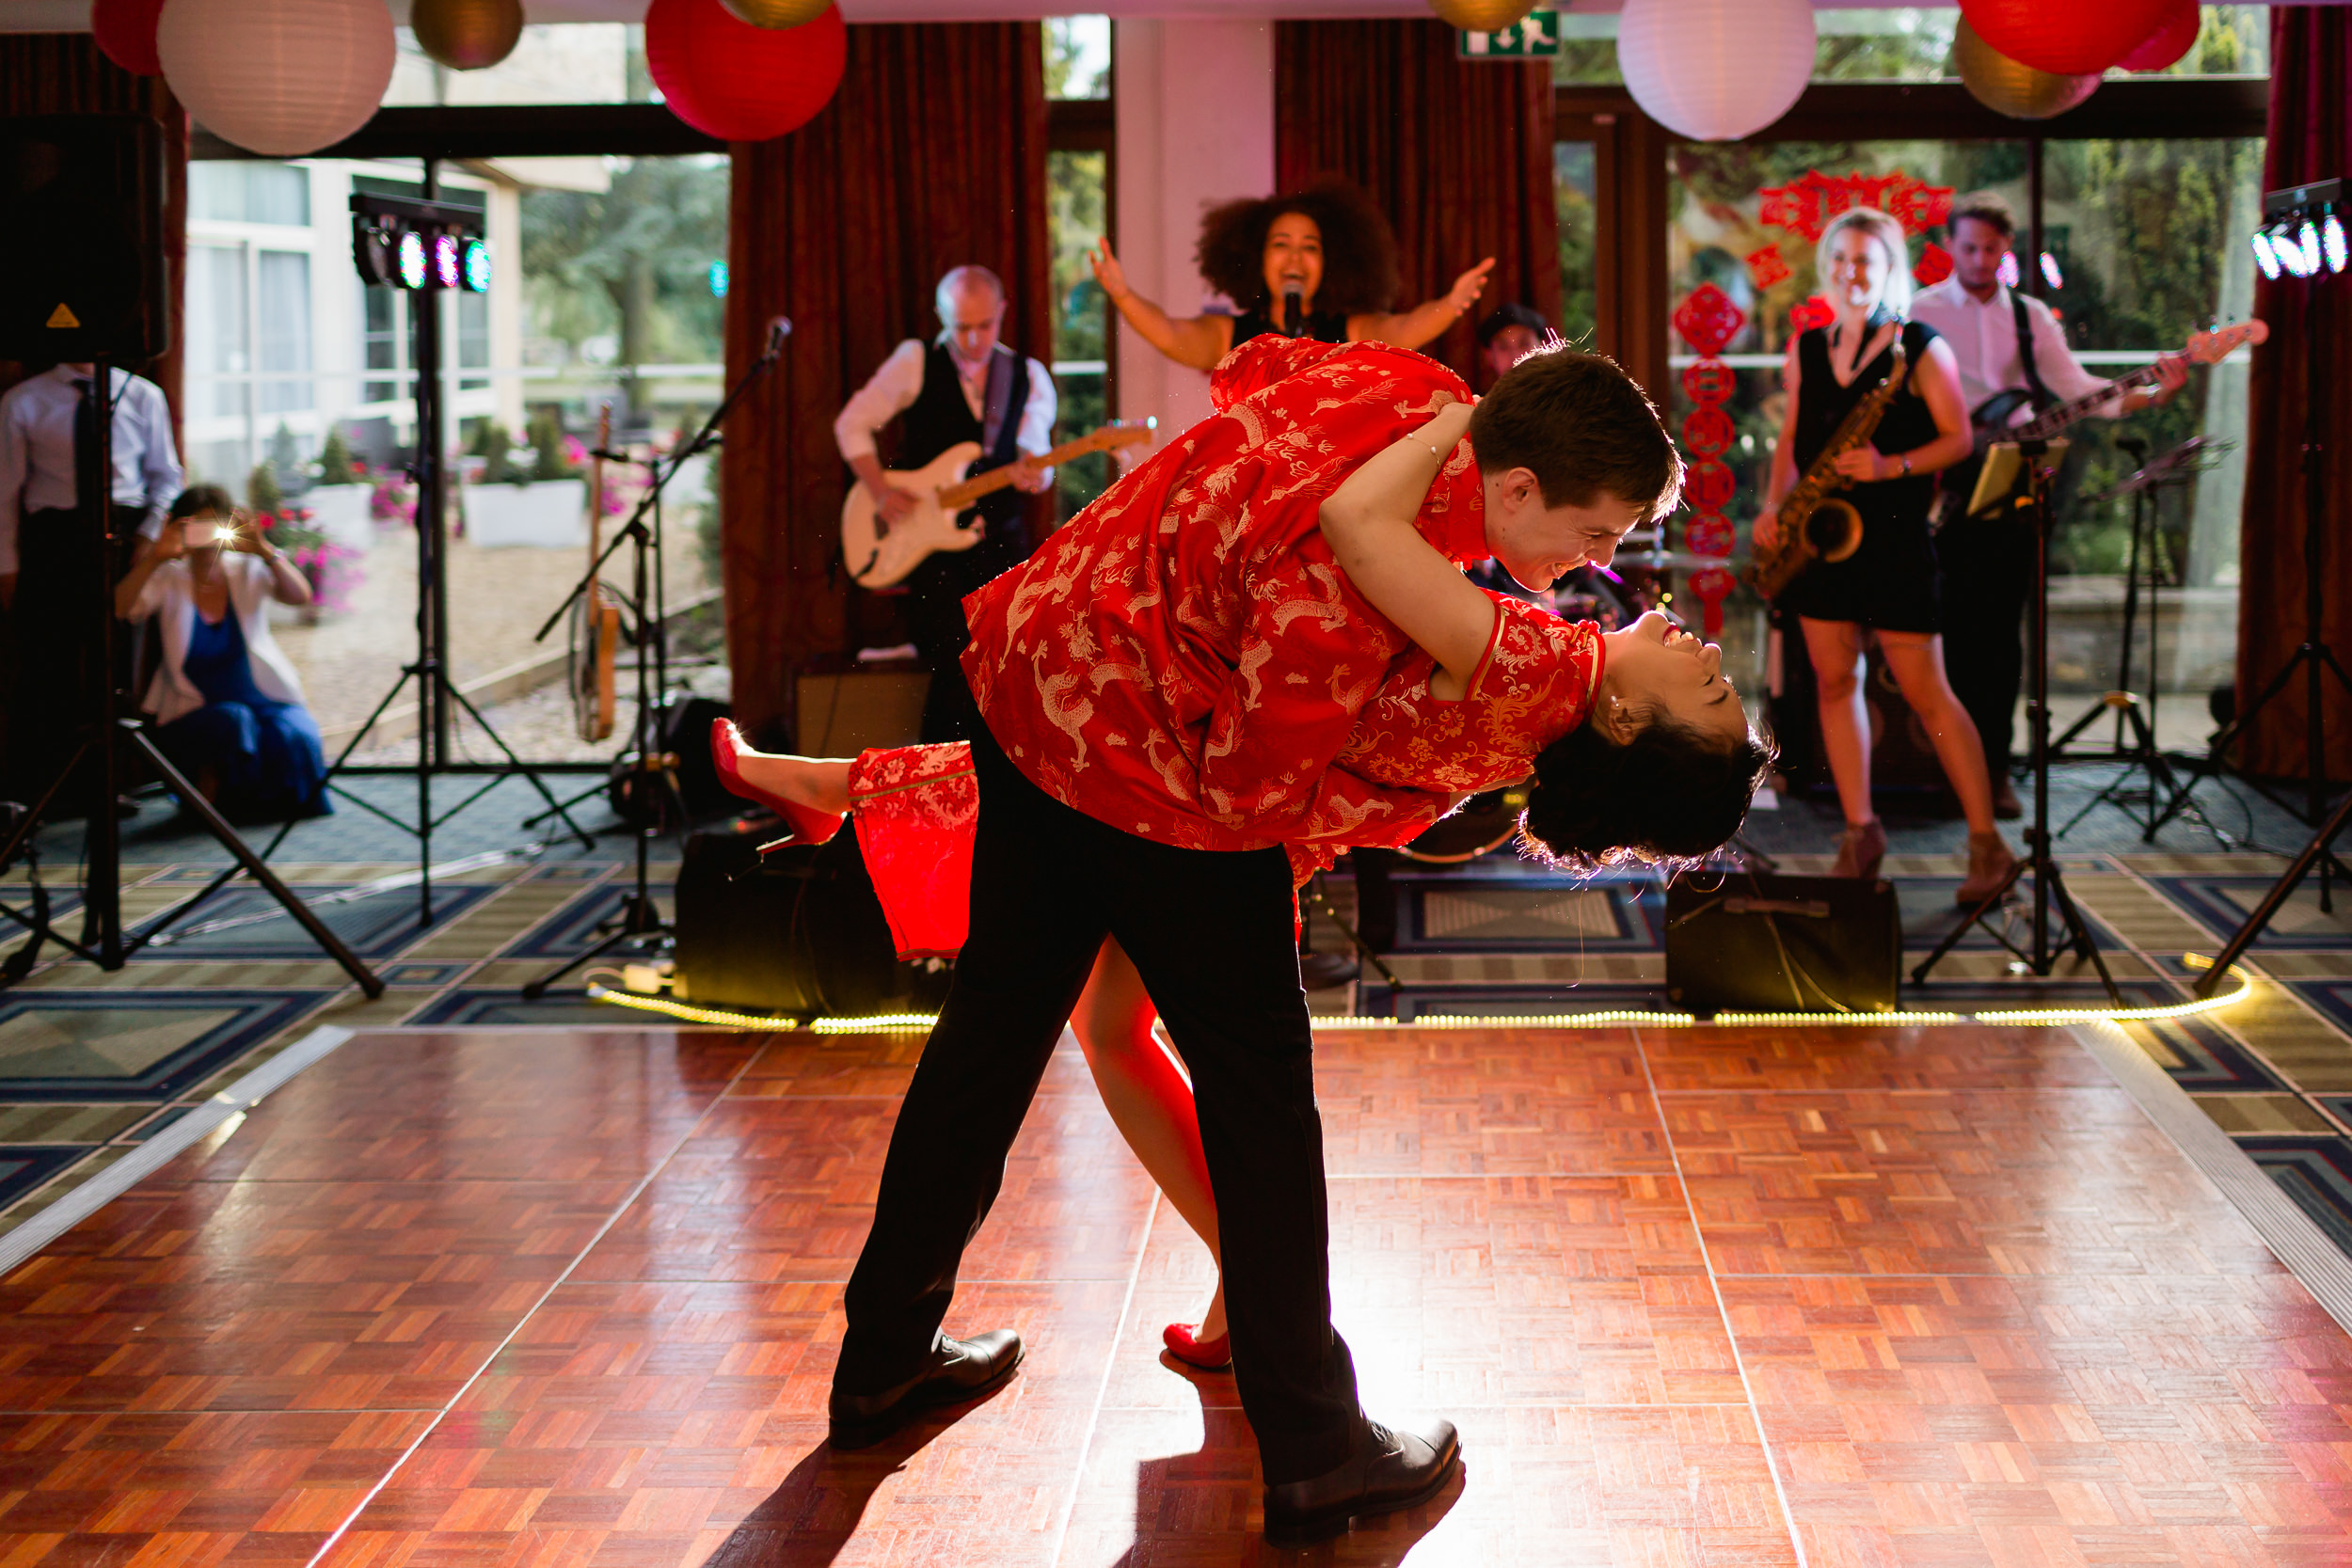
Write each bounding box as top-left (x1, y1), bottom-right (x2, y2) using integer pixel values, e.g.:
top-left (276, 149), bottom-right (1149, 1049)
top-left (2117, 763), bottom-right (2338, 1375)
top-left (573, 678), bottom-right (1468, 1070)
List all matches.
top-left (1617, 0), bottom-right (1817, 142)
top-left (159, 0), bottom-right (395, 158)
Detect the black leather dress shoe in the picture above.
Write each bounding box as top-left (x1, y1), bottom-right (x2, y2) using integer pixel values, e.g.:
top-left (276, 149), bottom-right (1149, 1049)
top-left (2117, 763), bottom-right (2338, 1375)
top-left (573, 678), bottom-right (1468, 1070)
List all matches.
top-left (1263, 1415), bottom-right (1461, 1546)
top-left (827, 1329), bottom-right (1024, 1449)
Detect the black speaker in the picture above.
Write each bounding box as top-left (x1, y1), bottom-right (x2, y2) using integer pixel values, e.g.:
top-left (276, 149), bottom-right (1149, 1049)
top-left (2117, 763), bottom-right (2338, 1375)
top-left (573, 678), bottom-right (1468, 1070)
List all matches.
top-left (674, 814), bottom-right (953, 1017)
top-left (1664, 871), bottom-right (1903, 1018)
top-left (0, 116), bottom-right (169, 365)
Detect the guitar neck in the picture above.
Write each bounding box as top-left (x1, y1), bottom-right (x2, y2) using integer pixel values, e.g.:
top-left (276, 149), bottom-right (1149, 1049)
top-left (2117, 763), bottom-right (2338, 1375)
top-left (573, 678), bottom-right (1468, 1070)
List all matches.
top-left (938, 432), bottom-right (1120, 509)
top-left (2016, 361), bottom-right (2166, 441)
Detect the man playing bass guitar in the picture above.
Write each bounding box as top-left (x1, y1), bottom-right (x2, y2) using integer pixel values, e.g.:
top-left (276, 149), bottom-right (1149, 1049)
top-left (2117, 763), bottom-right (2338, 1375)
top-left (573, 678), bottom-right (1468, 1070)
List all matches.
top-left (1911, 191), bottom-right (2187, 817)
top-left (834, 264), bottom-right (1057, 743)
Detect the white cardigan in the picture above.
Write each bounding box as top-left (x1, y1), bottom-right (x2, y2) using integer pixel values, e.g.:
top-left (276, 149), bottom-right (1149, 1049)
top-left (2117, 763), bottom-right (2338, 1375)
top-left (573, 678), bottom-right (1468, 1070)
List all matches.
top-left (126, 555), bottom-right (308, 727)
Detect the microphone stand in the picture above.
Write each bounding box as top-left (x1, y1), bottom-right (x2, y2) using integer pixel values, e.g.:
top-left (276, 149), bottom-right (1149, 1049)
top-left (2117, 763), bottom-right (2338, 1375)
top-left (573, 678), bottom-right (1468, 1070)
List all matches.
top-left (520, 319), bottom-right (789, 999)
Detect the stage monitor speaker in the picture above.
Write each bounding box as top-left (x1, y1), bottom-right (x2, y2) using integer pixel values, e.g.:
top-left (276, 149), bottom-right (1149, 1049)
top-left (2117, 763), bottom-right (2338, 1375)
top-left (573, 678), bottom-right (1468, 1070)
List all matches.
top-left (0, 116), bottom-right (168, 366)
top-left (674, 814), bottom-right (951, 1017)
top-left (796, 667), bottom-right (927, 754)
top-left (1664, 871), bottom-right (1903, 1018)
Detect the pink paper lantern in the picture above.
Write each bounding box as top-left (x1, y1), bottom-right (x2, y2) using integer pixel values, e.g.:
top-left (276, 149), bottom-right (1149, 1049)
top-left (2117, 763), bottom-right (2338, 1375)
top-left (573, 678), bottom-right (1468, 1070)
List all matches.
top-left (158, 0), bottom-right (395, 157)
top-left (645, 0), bottom-right (847, 143)
top-left (2120, 1), bottom-right (2201, 72)
top-left (92, 0), bottom-right (166, 76)
top-left (1960, 0), bottom-right (2175, 75)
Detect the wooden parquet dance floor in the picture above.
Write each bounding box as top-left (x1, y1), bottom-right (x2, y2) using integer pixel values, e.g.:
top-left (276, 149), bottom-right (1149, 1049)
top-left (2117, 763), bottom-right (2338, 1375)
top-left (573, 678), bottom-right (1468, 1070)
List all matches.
top-left (5, 1020), bottom-right (2352, 1566)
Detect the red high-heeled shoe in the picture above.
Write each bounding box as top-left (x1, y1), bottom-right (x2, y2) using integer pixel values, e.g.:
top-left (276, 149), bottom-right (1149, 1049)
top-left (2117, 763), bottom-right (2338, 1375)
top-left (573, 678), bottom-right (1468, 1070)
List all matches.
top-left (1162, 1323), bottom-right (1232, 1371)
top-left (710, 719), bottom-right (846, 848)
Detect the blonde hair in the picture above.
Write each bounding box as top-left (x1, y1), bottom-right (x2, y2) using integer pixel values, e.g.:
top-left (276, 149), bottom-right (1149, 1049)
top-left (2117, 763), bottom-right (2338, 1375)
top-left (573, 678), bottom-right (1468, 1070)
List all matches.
top-left (1814, 207), bottom-right (1914, 318)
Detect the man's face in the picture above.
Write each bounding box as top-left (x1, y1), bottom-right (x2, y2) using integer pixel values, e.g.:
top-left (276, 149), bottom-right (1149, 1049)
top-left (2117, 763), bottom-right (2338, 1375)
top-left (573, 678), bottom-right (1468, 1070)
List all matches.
top-left (1481, 467), bottom-right (1647, 590)
top-left (1481, 325), bottom-right (1542, 382)
top-left (940, 282), bottom-right (1006, 363)
top-left (1949, 217), bottom-right (2010, 294)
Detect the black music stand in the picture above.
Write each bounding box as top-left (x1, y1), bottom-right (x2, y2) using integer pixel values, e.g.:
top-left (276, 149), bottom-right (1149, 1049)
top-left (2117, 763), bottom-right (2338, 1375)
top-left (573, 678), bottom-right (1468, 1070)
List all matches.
top-left (1912, 437), bottom-right (2123, 1004)
top-left (0, 356), bottom-right (383, 996)
top-left (2048, 436), bottom-right (2224, 842)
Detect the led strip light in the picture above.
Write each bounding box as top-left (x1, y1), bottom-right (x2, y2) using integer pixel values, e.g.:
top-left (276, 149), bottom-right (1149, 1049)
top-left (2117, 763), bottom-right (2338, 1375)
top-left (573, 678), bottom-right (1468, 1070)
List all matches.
top-left (590, 955), bottom-right (2251, 1034)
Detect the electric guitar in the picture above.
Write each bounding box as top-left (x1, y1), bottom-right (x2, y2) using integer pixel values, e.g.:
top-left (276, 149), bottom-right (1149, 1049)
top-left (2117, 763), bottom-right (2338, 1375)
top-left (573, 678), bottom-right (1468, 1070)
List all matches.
top-left (1931, 318), bottom-right (2267, 530)
top-left (840, 419), bottom-right (1157, 590)
top-left (572, 403), bottom-right (620, 743)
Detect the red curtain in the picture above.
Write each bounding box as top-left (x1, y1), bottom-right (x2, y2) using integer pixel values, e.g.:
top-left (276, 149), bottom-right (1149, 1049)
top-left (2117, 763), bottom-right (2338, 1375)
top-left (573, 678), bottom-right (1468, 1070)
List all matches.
top-left (1275, 20), bottom-right (1560, 386)
top-left (2235, 6), bottom-right (2352, 779)
top-left (718, 23), bottom-right (1051, 743)
top-left (0, 33), bottom-right (188, 439)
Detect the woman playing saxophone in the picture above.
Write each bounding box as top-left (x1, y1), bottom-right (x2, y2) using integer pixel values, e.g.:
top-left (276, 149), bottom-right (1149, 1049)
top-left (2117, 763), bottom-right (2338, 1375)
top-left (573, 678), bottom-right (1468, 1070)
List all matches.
top-left (1752, 207), bottom-right (2013, 901)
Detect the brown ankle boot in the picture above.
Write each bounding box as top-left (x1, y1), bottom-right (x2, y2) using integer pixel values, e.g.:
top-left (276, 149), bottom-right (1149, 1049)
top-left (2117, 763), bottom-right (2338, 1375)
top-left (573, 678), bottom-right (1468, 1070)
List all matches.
top-left (1955, 831), bottom-right (2017, 908)
top-left (1830, 818), bottom-right (1886, 882)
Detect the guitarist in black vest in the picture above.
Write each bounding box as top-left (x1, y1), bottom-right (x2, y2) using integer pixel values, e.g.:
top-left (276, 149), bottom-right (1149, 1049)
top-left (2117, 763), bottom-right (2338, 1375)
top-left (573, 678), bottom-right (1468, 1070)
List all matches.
top-left (834, 264), bottom-right (1057, 742)
top-left (1911, 193), bottom-right (2186, 817)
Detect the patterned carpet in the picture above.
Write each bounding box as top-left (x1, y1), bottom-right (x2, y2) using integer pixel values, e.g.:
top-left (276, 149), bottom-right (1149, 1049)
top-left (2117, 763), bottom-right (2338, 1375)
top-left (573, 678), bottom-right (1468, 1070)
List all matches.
top-left (5, 769), bottom-right (2352, 1275)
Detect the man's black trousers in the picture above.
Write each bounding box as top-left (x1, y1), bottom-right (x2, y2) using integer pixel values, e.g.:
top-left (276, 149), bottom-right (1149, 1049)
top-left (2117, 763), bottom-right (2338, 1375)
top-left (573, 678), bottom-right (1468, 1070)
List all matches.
top-left (836, 718), bottom-right (1364, 1484)
top-left (1937, 510), bottom-right (2029, 779)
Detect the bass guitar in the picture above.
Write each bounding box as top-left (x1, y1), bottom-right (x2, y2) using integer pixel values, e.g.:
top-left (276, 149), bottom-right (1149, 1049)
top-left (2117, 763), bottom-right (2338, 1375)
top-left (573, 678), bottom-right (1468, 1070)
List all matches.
top-left (1931, 318), bottom-right (2266, 530)
top-left (840, 419), bottom-right (1156, 590)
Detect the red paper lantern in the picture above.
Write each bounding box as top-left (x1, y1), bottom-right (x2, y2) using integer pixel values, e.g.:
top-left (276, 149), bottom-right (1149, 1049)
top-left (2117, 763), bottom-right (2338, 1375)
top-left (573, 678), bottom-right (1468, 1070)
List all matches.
top-left (1960, 0), bottom-right (2173, 75)
top-left (2119, 0), bottom-right (2200, 71)
top-left (645, 0), bottom-right (847, 143)
top-left (93, 0), bottom-right (167, 76)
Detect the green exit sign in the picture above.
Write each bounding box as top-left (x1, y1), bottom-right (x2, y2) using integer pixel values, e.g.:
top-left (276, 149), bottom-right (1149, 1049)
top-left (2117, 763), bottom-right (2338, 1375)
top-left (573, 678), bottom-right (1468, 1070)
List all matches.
top-left (1455, 10), bottom-right (1561, 58)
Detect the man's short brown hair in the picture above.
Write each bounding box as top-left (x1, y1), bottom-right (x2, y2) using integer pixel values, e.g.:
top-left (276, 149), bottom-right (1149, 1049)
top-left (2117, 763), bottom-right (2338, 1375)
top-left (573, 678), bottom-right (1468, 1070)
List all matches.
top-left (1949, 191), bottom-right (2017, 240)
top-left (1468, 345), bottom-right (1683, 522)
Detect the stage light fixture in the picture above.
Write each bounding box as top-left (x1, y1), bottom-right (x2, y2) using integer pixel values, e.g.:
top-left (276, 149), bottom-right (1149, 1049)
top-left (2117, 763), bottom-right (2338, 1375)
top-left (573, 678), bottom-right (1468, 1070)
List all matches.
top-left (460, 236), bottom-right (492, 293)
top-left (707, 260), bottom-right (728, 299)
top-left (2251, 229), bottom-right (2282, 281)
top-left (2039, 251), bottom-right (2064, 290)
top-left (432, 231), bottom-right (462, 289)
top-left (1996, 250), bottom-right (2020, 289)
top-left (2324, 211), bottom-right (2349, 275)
top-left (395, 230), bottom-right (427, 290)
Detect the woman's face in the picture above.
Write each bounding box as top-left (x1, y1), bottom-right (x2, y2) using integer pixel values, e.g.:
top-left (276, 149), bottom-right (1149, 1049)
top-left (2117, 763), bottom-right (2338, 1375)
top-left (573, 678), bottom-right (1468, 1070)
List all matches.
top-left (1595, 610), bottom-right (1749, 746)
top-left (1262, 212), bottom-right (1325, 309)
top-left (1824, 226), bottom-right (1893, 313)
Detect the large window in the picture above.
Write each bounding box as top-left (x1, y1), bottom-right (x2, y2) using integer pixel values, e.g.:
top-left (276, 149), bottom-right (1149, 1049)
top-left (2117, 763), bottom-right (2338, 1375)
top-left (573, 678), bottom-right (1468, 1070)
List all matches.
top-left (1046, 16), bottom-right (1115, 520)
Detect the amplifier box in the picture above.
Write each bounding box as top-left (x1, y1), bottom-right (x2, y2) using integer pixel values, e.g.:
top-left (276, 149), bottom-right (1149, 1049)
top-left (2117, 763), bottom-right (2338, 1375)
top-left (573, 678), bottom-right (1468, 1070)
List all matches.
top-left (796, 666), bottom-right (928, 754)
top-left (1664, 871), bottom-right (1903, 1018)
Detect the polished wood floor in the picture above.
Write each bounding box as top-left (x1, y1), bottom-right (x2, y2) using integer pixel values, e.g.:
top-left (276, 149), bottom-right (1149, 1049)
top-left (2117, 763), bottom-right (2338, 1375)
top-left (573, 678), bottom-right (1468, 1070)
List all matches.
top-left (4, 1021), bottom-right (2349, 1565)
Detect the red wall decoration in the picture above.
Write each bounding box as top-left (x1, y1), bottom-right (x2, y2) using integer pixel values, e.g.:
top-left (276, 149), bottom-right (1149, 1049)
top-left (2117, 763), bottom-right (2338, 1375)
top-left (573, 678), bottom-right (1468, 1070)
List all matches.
top-left (1759, 168), bottom-right (1953, 242)
top-left (1669, 283), bottom-right (1746, 634)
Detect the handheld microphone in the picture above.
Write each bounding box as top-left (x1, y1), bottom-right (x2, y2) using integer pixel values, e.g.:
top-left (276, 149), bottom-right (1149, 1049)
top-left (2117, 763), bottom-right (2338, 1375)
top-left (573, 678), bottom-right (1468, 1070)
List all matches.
top-left (1281, 288), bottom-right (1302, 338)
top-left (766, 315), bottom-right (793, 356)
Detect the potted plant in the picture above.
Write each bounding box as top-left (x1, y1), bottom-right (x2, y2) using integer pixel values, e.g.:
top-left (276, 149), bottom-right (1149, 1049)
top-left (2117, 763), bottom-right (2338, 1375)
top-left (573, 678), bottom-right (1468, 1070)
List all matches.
top-left (465, 406), bottom-right (589, 547)
top-left (304, 424), bottom-right (373, 556)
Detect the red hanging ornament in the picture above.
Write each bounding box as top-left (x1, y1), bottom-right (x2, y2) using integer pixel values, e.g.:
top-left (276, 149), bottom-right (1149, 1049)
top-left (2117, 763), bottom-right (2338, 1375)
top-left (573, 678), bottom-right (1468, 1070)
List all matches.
top-left (1684, 515), bottom-right (1737, 559)
top-left (1914, 241), bottom-right (1954, 288)
top-left (1760, 168), bottom-right (1953, 241)
top-left (1687, 566), bottom-right (1739, 634)
top-left (93, 0), bottom-right (167, 76)
top-left (1745, 245), bottom-right (1791, 291)
top-left (644, 0), bottom-right (847, 143)
top-left (1790, 295), bottom-right (1836, 334)
top-left (1683, 460), bottom-right (1737, 515)
top-left (1959, 0), bottom-right (2173, 75)
top-left (1681, 360), bottom-right (1737, 406)
top-left (1672, 283), bottom-right (1747, 359)
top-left (2119, 0), bottom-right (2200, 71)
top-left (1681, 405), bottom-right (1736, 458)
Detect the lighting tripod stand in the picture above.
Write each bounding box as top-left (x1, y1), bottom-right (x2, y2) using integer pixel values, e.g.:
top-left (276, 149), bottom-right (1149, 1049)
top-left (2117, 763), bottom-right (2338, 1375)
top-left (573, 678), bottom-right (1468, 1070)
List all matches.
top-left (1913, 436), bottom-right (2123, 1005)
top-left (0, 354), bottom-right (382, 996)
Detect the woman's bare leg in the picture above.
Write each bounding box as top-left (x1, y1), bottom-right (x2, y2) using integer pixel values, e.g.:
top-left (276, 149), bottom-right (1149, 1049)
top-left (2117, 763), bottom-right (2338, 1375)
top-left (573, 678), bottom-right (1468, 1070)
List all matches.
top-left (1878, 631), bottom-right (1996, 834)
top-left (1069, 936), bottom-right (1226, 1342)
top-left (729, 749), bottom-right (854, 815)
top-left (1800, 616), bottom-right (1874, 827)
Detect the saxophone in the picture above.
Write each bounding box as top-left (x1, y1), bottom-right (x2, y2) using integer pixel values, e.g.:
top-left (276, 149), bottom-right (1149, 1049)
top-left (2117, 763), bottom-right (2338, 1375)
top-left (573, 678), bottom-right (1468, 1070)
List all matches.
top-left (1748, 340), bottom-right (1908, 601)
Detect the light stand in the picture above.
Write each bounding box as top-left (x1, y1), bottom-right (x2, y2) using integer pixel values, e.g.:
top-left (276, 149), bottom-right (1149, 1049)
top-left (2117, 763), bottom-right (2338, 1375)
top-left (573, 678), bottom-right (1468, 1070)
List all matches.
top-left (1912, 437), bottom-right (2124, 1004)
top-left (0, 355), bottom-right (383, 996)
top-left (518, 317), bottom-right (790, 1001)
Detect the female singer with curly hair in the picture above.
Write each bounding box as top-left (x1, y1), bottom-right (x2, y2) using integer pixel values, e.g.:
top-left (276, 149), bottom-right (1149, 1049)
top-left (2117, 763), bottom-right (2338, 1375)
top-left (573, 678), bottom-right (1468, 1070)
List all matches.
top-left (1088, 177), bottom-right (1497, 367)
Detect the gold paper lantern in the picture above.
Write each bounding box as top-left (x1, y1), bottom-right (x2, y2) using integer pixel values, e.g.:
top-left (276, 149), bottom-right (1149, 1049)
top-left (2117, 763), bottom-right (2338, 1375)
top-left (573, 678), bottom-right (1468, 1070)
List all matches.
top-left (412, 0), bottom-right (525, 71)
top-left (1954, 18), bottom-right (2101, 120)
top-left (1426, 0), bottom-right (1540, 35)
top-left (720, 0), bottom-right (832, 28)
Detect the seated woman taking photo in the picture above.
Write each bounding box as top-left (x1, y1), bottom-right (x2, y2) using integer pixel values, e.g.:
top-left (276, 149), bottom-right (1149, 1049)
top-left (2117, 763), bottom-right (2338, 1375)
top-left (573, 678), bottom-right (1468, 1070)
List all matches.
top-left (115, 484), bottom-right (331, 822)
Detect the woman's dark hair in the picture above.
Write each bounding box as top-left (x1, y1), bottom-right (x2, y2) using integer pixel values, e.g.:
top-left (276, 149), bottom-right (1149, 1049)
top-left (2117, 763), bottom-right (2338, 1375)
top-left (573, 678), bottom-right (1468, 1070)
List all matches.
top-left (1195, 177), bottom-right (1401, 317)
top-left (1518, 717), bottom-right (1775, 870)
top-left (167, 484), bottom-right (235, 523)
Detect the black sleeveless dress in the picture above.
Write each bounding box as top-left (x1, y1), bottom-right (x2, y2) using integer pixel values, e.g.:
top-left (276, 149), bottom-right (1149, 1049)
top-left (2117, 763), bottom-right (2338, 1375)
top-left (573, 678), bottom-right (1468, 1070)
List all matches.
top-left (1777, 317), bottom-right (1946, 634)
top-left (1229, 305), bottom-right (1348, 349)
